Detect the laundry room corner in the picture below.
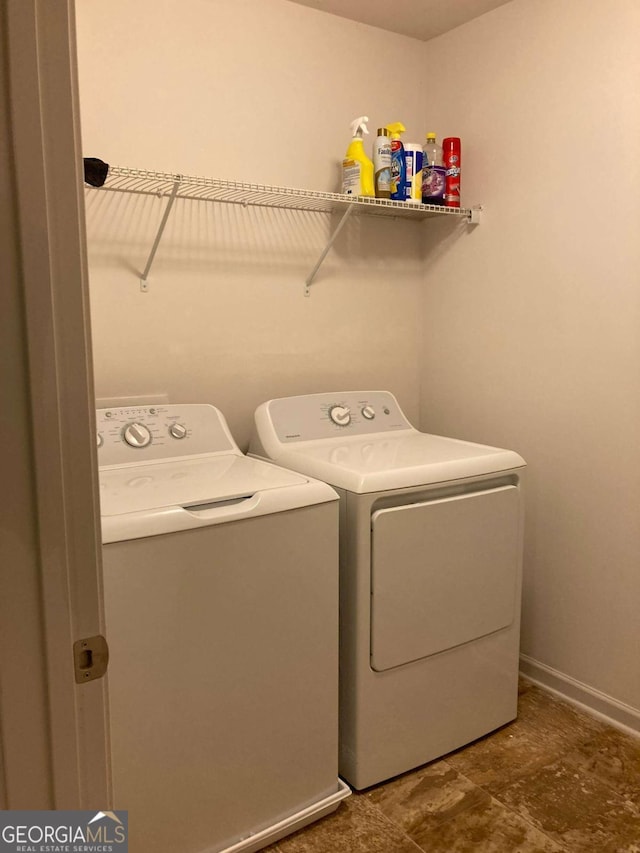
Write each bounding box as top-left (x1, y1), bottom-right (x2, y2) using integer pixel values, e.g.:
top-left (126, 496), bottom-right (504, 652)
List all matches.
top-left (416, 0), bottom-right (640, 729)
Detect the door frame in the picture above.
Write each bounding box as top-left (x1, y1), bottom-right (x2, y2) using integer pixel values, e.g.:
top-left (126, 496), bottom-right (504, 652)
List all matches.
top-left (0, 0), bottom-right (109, 807)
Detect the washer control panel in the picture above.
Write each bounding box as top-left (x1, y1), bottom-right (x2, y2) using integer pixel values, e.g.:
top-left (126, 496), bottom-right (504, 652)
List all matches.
top-left (97, 404), bottom-right (236, 467)
top-left (266, 391), bottom-right (412, 443)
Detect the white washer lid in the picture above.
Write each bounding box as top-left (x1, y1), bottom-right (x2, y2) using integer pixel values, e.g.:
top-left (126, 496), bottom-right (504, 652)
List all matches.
top-left (100, 453), bottom-right (310, 517)
top-left (100, 454), bottom-right (338, 543)
top-left (268, 431), bottom-right (526, 494)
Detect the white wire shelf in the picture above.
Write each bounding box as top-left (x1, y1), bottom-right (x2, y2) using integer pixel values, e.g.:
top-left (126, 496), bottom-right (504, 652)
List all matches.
top-left (87, 165), bottom-right (481, 294)
top-left (102, 165), bottom-right (475, 220)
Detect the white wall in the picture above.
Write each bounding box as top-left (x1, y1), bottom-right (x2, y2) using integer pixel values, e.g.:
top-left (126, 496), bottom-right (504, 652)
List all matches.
top-left (419, 0), bottom-right (640, 716)
top-left (76, 0), bottom-right (430, 447)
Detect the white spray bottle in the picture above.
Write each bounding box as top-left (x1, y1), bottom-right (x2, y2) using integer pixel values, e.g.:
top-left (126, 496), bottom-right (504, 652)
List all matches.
top-left (373, 127), bottom-right (392, 198)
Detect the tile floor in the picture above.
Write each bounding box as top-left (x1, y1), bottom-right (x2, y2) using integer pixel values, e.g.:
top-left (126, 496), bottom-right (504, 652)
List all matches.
top-left (266, 680), bottom-right (640, 853)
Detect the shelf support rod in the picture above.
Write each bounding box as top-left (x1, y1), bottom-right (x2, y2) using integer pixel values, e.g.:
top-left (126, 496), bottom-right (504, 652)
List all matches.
top-left (139, 177), bottom-right (181, 292)
top-left (304, 205), bottom-right (355, 296)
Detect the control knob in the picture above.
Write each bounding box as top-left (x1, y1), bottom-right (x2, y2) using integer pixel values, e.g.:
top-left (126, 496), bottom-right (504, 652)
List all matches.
top-left (123, 422), bottom-right (152, 448)
top-left (361, 405), bottom-right (375, 420)
top-left (169, 422), bottom-right (187, 440)
top-left (329, 405), bottom-right (351, 427)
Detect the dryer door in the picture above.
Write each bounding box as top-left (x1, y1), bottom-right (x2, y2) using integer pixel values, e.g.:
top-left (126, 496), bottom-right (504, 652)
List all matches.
top-left (370, 485), bottom-right (521, 672)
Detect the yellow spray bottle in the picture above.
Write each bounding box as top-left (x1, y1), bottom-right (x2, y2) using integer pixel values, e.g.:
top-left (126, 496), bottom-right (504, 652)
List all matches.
top-left (341, 116), bottom-right (375, 197)
top-left (386, 122), bottom-right (407, 201)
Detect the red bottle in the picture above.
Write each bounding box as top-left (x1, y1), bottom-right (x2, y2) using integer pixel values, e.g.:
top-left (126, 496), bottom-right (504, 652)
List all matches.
top-left (442, 137), bottom-right (461, 208)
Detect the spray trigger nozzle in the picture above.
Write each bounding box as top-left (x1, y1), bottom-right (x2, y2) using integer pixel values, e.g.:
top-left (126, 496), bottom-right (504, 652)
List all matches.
top-left (385, 122), bottom-right (406, 139)
top-left (350, 116), bottom-right (370, 139)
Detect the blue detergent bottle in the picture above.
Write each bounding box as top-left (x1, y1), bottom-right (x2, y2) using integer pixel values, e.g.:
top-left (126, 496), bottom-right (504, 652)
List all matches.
top-left (386, 122), bottom-right (407, 201)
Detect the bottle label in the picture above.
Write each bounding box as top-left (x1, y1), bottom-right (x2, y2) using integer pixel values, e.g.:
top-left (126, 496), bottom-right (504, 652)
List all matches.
top-left (422, 165), bottom-right (446, 202)
top-left (374, 141), bottom-right (392, 166)
top-left (444, 164), bottom-right (461, 206)
top-left (375, 166), bottom-right (391, 194)
top-left (405, 149), bottom-right (423, 202)
top-left (342, 158), bottom-right (361, 195)
top-left (374, 140), bottom-right (392, 196)
top-left (389, 140), bottom-right (406, 200)
top-left (443, 147), bottom-right (461, 206)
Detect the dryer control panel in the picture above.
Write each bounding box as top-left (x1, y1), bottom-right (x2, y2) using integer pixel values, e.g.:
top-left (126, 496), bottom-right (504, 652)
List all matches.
top-left (264, 391), bottom-right (412, 444)
top-left (97, 404), bottom-right (237, 467)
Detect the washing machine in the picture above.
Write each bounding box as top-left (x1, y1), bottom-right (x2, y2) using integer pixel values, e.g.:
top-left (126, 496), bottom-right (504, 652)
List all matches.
top-left (249, 390), bottom-right (526, 790)
top-left (97, 403), bottom-right (349, 853)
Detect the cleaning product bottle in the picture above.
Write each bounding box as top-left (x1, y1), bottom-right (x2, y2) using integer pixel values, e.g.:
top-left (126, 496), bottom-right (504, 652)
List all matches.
top-left (342, 116), bottom-right (374, 197)
top-left (404, 143), bottom-right (423, 203)
top-left (373, 127), bottom-right (392, 199)
top-left (386, 122), bottom-right (407, 201)
top-left (442, 136), bottom-right (461, 207)
top-left (421, 133), bottom-right (446, 206)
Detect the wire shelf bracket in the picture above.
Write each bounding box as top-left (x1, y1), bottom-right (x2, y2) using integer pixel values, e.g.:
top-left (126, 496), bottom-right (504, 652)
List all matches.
top-left (304, 205), bottom-right (355, 296)
top-left (139, 177), bottom-right (180, 292)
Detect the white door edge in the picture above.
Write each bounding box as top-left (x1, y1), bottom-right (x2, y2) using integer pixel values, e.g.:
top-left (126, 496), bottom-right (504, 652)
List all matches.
top-left (1, 0), bottom-right (109, 808)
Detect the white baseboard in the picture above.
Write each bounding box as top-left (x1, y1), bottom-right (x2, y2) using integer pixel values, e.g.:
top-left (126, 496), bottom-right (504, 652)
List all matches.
top-left (519, 654), bottom-right (640, 739)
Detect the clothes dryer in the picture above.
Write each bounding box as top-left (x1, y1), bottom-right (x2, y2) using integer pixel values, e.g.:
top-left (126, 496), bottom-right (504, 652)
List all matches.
top-left (250, 390), bottom-right (526, 790)
top-left (98, 403), bottom-right (349, 853)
